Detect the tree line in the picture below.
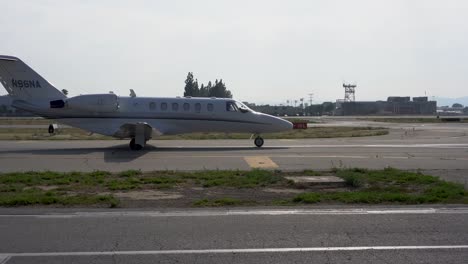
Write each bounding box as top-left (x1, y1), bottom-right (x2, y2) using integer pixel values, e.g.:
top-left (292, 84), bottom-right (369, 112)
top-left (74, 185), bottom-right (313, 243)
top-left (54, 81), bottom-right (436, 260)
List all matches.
top-left (183, 72), bottom-right (232, 98)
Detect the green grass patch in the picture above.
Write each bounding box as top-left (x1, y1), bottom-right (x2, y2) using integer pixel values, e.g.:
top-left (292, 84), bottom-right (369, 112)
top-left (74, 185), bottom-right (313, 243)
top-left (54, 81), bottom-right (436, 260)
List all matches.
top-left (157, 126), bottom-right (388, 140)
top-left (0, 169), bottom-right (289, 207)
top-left (293, 193), bottom-right (322, 203)
top-left (0, 127), bottom-right (112, 140)
top-left (0, 188), bottom-right (118, 207)
top-left (0, 171), bottom-right (110, 186)
top-left (118, 170), bottom-right (142, 177)
top-left (187, 169), bottom-right (284, 188)
top-left (336, 167), bottom-right (438, 186)
top-left (291, 168), bottom-right (467, 204)
top-left (0, 118), bottom-right (51, 125)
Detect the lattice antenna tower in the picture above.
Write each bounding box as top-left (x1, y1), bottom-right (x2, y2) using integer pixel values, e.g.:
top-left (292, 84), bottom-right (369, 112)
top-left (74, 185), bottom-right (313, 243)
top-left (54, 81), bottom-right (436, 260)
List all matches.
top-left (343, 82), bottom-right (356, 102)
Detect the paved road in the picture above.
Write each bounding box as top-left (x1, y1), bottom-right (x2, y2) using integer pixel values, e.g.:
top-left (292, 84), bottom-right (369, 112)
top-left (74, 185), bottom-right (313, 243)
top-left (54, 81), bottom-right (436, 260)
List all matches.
top-left (0, 207), bottom-right (467, 263)
top-left (1, 139), bottom-right (468, 171)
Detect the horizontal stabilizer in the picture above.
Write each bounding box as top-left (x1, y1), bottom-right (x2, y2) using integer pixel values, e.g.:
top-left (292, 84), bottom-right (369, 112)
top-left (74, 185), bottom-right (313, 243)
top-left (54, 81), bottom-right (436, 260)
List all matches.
top-left (0, 55), bottom-right (19, 61)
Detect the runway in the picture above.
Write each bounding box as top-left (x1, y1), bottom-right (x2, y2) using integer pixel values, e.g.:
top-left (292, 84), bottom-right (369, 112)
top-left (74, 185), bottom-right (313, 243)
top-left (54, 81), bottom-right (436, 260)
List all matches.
top-left (0, 207), bottom-right (467, 263)
top-left (1, 139), bottom-right (468, 171)
top-left (1, 121), bottom-right (468, 183)
top-left (0, 131), bottom-right (467, 170)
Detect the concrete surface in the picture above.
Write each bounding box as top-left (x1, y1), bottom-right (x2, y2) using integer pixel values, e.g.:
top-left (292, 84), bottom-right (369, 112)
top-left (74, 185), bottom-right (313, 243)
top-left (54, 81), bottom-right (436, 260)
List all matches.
top-left (285, 176), bottom-right (346, 188)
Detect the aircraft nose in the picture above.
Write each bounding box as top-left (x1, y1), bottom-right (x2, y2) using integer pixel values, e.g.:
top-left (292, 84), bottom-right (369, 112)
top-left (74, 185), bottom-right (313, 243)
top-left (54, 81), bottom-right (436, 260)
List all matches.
top-left (264, 114), bottom-right (293, 132)
top-left (279, 118), bottom-right (293, 131)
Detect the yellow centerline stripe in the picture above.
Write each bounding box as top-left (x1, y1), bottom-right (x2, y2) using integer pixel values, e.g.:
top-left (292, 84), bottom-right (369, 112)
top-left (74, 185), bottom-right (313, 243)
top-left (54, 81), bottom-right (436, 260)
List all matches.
top-left (244, 156), bottom-right (279, 168)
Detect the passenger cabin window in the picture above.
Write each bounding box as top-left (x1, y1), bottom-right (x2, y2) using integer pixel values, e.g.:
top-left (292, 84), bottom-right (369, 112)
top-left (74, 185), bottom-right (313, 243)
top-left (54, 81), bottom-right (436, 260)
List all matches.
top-left (207, 103), bottom-right (214, 112)
top-left (183, 103), bottom-right (190, 111)
top-left (172, 103), bottom-right (179, 111)
top-left (149, 102), bottom-right (156, 110)
top-left (226, 102), bottom-right (238, 112)
top-left (161, 102), bottom-right (168, 111)
top-left (195, 103), bottom-right (201, 113)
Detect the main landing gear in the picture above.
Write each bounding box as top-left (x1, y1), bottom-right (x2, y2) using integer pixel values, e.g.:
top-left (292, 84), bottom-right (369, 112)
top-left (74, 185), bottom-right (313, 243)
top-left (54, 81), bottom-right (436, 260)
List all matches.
top-left (129, 138), bottom-right (143, 150)
top-left (254, 136), bottom-right (264, 148)
top-left (129, 123), bottom-right (152, 150)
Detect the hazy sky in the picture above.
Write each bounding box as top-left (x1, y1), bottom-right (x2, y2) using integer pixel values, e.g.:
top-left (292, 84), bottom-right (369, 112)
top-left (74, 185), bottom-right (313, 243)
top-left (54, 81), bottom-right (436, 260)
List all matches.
top-left (1, 0), bottom-right (467, 104)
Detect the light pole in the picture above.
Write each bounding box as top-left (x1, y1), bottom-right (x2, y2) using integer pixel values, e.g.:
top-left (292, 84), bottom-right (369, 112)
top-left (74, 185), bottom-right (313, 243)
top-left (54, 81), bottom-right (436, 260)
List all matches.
top-left (300, 98), bottom-right (304, 116)
top-left (308, 93), bottom-right (313, 106)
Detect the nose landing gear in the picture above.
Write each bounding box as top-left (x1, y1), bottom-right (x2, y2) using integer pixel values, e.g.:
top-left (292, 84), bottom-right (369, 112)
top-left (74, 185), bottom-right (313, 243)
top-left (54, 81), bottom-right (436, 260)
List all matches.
top-left (254, 136), bottom-right (264, 148)
top-left (48, 124), bottom-right (58, 134)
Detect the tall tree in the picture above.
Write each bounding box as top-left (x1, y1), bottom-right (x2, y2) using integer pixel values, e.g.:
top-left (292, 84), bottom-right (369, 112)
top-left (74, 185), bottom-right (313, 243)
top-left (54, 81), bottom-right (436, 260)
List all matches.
top-left (209, 79), bottom-right (232, 98)
top-left (199, 83), bottom-right (208, 97)
top-left (193, 79), bottom-right (199, 96)
top-left (183, 72), bottom-right (199, 97)
top-left (183, 73), bottom-right (233, 98)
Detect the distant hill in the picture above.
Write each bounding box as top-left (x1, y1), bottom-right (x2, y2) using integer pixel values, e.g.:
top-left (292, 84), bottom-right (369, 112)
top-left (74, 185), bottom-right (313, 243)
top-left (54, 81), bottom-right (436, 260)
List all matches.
top-left (434, 96), bottom-right (468, 107)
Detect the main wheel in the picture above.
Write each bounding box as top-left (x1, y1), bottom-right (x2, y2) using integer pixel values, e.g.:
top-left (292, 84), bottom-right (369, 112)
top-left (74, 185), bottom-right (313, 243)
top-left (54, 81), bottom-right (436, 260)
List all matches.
top-left (254, 136), bottom-right (264, 148)
top-left (129, 138), bottom-right (144, 150)
top-left (134, 144), bottom-right (143, 150)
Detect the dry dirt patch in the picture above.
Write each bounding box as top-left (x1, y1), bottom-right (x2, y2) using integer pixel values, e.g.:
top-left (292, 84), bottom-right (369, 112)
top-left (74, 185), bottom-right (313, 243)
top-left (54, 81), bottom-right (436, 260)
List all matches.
top-left (113, 190), bottom-right (183, 200)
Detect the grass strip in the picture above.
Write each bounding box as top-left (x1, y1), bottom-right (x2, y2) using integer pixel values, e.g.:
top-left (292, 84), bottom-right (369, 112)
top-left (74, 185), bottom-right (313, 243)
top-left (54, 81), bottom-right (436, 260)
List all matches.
top-left (358, 118), bottom-right (467, 123)
top-left (0, 188), bottom-right (118, 207)
top-left (0, 168), bottom-right (466, 207)
top-left (0, 126), bottom-right (388, 140)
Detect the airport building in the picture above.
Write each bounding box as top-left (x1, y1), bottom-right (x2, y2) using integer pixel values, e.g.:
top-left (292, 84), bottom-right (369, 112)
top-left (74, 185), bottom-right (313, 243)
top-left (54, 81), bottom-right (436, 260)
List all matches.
top-left (335, 96), bottom-right (437, 116)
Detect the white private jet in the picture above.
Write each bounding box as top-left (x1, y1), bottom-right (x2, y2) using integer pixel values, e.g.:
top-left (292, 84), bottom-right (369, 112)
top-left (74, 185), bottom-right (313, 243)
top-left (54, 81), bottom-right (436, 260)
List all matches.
top-left (0, 55), bottom-right (292, 150)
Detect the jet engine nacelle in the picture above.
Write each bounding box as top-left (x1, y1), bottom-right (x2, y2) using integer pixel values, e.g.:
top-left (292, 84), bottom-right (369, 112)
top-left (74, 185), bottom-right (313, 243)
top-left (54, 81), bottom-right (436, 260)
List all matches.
top-left (65, 94), bottom-right (119, 113)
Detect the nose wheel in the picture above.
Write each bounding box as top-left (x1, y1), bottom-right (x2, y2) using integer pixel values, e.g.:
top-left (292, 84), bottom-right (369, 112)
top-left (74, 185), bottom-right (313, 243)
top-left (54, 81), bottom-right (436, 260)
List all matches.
top-left (254, 136), bottom-right (264, 148)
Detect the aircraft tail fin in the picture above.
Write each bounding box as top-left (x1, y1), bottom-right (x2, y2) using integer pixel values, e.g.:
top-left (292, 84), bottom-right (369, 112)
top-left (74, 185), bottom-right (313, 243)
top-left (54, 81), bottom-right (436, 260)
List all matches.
top-left (0, 55), bottom-right (66, 105)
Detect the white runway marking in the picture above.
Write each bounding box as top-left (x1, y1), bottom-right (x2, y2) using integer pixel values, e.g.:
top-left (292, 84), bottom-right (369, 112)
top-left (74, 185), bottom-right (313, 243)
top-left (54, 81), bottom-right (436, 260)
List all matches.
top-left (1, 153), bottom-right (468, 162)
top-left (170, 143), bottom-right (468, 149)
top-left (1, 208), bottom-right (467, 218)
top-left (1, 245), bottom-right (467, 258)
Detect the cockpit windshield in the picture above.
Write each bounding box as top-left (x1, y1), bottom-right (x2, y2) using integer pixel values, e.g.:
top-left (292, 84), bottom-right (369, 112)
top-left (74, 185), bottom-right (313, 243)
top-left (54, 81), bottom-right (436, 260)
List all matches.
top-left (226, 101), bottom-right (251, 113)
top-left (235, 101), bottom-right (251, 113)
top-left (226, 102), bottom-right (238, 112)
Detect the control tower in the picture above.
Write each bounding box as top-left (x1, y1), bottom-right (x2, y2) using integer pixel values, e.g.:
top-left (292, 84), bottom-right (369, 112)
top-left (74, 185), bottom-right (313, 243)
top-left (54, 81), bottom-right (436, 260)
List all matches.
top-left (343, 83), bottom-right (356, 102)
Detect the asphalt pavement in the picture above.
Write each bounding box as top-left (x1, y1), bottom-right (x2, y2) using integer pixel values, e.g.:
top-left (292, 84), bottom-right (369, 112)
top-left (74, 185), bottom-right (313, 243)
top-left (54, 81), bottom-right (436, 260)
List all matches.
top-left (0, 207), bottom-right (467, 263)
